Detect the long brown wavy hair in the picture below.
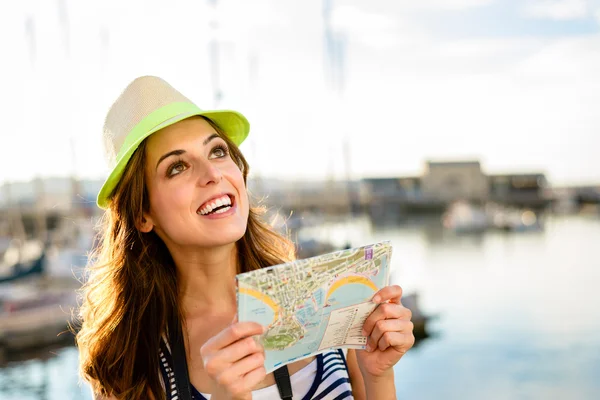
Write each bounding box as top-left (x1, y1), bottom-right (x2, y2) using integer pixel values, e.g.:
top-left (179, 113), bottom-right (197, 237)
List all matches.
top-left (75, 117), bottom-right (296, 399)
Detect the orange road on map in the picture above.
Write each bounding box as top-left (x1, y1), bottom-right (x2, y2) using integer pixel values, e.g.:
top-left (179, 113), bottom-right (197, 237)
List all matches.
top-left (326, 275), bottom-right (378, 300)
top-left (239, 287), bottom-right (279, 322)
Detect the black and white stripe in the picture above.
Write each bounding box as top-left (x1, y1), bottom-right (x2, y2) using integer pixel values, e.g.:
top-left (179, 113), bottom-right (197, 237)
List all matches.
top-left (159, 339), bottom-right (354, 400)
top-left (159, 341), bottom-right (184, 400)
top-left (307, 350), bottom-right (353, 400)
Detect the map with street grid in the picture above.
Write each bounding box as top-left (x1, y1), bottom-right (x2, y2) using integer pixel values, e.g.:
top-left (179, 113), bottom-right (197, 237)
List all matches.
top-left (236, 241), bottom-right (392, 373)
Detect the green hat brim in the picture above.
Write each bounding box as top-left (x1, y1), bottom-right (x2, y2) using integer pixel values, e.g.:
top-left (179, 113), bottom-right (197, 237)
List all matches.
top-left (96, 102), bottom-right (249, 209)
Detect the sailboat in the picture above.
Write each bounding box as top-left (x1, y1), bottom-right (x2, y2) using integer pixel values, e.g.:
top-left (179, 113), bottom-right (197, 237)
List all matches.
top-left (0, 240), bottom-right (46, 284)
top-left (0, 181), bottom-right (77, 351)
top-left (0, 194), bottom-right (47, 284)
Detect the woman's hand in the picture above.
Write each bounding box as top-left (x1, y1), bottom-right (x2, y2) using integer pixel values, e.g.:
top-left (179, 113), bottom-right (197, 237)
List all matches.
top-left (200, 319), bottom-right (267, 400)
top-left (357, 285), bottom-right (415, 379)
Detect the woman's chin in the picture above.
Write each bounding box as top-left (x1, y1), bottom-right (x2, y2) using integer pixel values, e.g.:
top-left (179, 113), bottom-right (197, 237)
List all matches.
top-left (195, 227), bottom-right (247, 248)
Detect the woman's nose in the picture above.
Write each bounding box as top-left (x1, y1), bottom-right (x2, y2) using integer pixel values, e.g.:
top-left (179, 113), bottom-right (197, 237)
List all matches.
top-left (196, 160), bottom-right (223, 187)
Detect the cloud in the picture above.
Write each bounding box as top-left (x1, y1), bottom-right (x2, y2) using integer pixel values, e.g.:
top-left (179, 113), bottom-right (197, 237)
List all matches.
top-left (406, 0), bottom-right (496, 10)
top-left (2, 0), bottom-right (600, 185)
top-left (332, 5), bottom-right (397, 32)
top-left (324, 30), bottom-right (600, 184)
top-left (330, 5), bottom-right (417, 49)
top-left (522, 0), bottom-right (589, 20)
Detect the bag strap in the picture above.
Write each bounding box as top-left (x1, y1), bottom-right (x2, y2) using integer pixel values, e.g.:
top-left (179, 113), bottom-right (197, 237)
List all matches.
top-left (274, 365), bottom-right (293, 400)
top-left (170, 317), bottom-right (193, 400)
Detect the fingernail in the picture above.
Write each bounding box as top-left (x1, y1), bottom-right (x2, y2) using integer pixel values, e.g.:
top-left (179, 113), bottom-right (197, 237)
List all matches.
top-left (263, 326), bottom-right (268, 334)
top-left (362, 329), bottom-right (367, 337)
top-left (372, 295), bottom-right (381, 304)
top-left (366, 344), bottom-right (372, 352)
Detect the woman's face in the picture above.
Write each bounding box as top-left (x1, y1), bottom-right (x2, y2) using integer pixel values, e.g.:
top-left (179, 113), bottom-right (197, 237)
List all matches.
top-left (141, 117), bottom-right (249, 250)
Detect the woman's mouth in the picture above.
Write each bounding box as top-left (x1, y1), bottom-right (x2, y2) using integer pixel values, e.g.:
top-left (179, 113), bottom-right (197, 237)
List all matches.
top-left (197, 194), bottom-right (234, 216)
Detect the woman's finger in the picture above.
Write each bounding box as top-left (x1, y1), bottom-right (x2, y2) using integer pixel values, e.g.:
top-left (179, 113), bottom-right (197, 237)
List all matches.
top-left (202, 322), bottom-right (264, 354)
top-left (362, 303), bottom-right (411, 337)
top-left (215, 336), bottom-right (263, 365)
top-left (239, 365), bottom-right (268, 395)
top-left (367, 319), bottom-right (413, 351)
top-left (371, 285), bottom-right (403, 304)
top-left (215, 351), bottom-right (266, 388)
top-left (216, 364), bottom-right (267, 399)
top-left (377, 331), bottom-right (415, 353)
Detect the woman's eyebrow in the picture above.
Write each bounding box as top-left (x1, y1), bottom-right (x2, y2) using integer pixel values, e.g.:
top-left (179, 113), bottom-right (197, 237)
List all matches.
top-left (156, 149), bottom-right (185, 170)
top-left (203, 133), bottom-right (220, 146)
top-left (155, 134), bottom-right (221, 170)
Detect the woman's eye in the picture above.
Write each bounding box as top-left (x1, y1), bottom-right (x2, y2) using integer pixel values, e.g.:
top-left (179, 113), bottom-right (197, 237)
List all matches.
top-left (168, 162), bottom-right (187, 177)
top-left (210, 146), bottom-right (228, 159)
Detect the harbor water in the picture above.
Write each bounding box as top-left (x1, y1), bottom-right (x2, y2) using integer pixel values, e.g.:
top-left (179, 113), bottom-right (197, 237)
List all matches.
top-left (1, 214), bottom-right (599, 399)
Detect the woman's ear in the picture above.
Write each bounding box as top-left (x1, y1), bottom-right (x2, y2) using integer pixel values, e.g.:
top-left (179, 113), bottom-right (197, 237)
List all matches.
top-left (137, 212), bottom-right (154, 233)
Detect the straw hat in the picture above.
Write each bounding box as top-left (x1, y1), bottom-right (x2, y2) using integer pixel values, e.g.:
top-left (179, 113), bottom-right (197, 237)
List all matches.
top-left (97, 76), bottom-right (250, 209)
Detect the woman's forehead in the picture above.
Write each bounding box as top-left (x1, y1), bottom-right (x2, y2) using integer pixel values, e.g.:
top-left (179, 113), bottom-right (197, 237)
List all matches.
top-left (146, 117), bottom-right (219, 154)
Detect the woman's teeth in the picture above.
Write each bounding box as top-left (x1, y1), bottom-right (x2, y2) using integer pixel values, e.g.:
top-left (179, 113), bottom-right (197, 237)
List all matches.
top-left (198, 195), bottom-right (232, 215)
top-left (212, 206), bottom-right (231, 214)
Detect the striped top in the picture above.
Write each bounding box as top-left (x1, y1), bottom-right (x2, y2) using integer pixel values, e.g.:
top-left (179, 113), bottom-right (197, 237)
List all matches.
top-left (159, 340), bottom-right (354, 400)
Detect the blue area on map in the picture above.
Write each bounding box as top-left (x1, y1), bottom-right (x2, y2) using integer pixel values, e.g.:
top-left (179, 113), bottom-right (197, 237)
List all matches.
top-left (242, 297), bottom-right (275, 326)
top-left (237, 242), bottom-right (392, 372)
top-left (239, 281), bottom-right (384, 371)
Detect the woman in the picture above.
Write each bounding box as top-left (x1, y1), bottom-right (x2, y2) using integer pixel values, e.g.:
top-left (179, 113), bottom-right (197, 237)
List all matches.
top-left (76, 76), bottom-right (415, 400)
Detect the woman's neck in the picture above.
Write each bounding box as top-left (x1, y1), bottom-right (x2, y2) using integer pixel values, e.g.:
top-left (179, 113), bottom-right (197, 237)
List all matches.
top-left (173, 243), bottom-right (239, 318)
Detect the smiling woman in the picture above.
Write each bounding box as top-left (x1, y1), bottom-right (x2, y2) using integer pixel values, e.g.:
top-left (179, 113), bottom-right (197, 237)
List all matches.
top-left (74, 76), bottom-right (414, 400)
top-left (138, 117), bottom-right (251, 250)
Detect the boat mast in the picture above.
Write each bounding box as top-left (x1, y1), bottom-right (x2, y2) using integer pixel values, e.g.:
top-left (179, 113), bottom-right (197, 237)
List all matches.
top-left (323, 0), bottom-right (354, 216)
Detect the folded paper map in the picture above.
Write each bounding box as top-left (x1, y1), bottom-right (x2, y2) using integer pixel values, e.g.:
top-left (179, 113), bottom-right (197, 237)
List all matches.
top-left (236, 241), bottom-right (392, 373)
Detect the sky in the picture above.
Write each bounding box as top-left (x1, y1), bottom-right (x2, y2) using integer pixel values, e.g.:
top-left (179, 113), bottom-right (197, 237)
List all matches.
top-left (0, 0), bottom-right (599, 186)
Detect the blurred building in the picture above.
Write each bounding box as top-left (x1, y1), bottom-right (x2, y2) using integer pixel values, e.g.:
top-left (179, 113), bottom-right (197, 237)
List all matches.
top-left (363, 160), bottom-right (550, 220)
top-left (572, 186), bottom-right (600, 206)
top-left (488, 174), bottom-right (548, 208)
top-left (0, 161), bottom-right (565, 231)
top-left (0, 178), bottom-right (103, 239)
top-left (0, 177), bottom-right (102, 213)
top-left (253, 178), bottom-right (357, 215)
top-left (420, 161), bottom-right (488, 203)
